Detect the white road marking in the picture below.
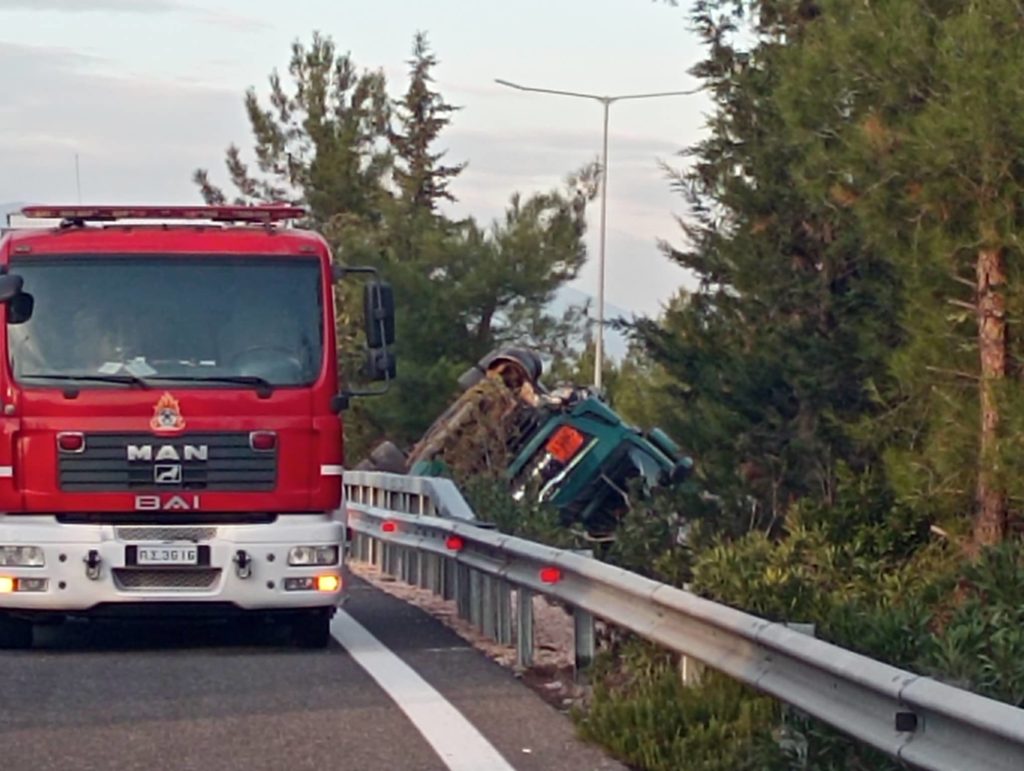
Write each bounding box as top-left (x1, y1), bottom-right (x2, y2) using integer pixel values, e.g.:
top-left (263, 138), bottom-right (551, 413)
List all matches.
top-left (332, 609), bottom-right (516, 771)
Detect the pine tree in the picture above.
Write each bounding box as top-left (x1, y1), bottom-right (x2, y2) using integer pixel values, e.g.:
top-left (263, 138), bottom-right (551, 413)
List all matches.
top-left (193, 31), bottom-right (390, 228)
top-left (774, 0), bottom-right (1024, 545)
top-left (390, 32), bottom-right (466, 212)
top-left (633, 0), bottom-right (899, 535)
top-left (196, 32), bottom-right (598, 456)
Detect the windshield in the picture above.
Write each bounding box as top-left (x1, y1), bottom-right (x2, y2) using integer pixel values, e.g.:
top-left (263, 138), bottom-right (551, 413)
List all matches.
top-left (8, 255), bottom-right (324, 387)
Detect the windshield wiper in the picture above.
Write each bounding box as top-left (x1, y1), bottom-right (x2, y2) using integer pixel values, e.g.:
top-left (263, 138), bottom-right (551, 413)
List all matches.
top-left (21, 373), bottom-right (150, 388)
top-left (148, 375), bottom-right (274, 397)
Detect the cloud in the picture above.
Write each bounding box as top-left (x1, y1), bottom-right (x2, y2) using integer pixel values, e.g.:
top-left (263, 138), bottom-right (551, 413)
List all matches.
top-left (0, 39), bottom-right (692, 315)
top-left (0, 0), bottom-right (185, 12)
top-left (0, 0), bottom-right (268, 29)
top-left (0, 41), bottom-right (248, 205)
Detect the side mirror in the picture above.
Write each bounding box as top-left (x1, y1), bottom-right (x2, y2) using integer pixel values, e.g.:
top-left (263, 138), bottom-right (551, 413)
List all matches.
top-left (364, 282), bottom-right (395, 349)
top-left (364, 349), bottom-right (396, 382)
top-left (331, 266), bottom-right (397, 407)
top-left (0, 275), bottom-right (24, 304)
top-left (8, 292), bottom-right (33, 325)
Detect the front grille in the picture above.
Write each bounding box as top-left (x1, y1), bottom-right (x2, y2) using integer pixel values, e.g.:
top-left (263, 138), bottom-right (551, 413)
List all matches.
top-left (115, 526), bottom-right (218, 542)
top-left (59, 433), bottom-right (276, 492)
top-left (113, 568), bottom-right (221, 592)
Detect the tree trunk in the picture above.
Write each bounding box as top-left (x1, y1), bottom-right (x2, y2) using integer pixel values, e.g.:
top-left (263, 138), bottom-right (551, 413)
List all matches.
top-left (475, 306), bottom-right (495, 349)
top-left (974, 245), bottom-right (1008, 546)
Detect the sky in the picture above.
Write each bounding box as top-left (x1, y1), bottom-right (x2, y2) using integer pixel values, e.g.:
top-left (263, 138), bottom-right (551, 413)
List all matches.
top-left (0, 0), bottom-right (711, 319)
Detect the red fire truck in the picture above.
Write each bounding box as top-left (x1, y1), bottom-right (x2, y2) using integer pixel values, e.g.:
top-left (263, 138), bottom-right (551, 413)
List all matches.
top-left (0, 204), bottom-right (395, 648)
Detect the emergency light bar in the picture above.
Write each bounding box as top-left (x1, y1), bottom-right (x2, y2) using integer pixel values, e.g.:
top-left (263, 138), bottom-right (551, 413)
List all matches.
top-left (19, 204), bottom-right (308, 223)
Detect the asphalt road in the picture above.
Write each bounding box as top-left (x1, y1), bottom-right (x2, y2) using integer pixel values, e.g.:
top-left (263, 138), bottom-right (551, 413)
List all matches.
top-left (0, 577), bottom-right (624, 771)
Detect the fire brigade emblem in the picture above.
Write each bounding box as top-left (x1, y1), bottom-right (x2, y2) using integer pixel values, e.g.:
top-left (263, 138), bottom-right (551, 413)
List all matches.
top-left (150, 393), bottom-right (186, 432)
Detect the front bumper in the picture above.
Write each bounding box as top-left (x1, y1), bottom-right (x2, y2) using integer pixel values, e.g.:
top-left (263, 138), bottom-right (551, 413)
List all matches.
top-left (0, 514), bottom-right (344, 614)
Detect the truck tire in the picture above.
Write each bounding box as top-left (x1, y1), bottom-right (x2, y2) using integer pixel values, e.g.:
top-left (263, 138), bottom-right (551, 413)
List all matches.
top-left (457, 365), bottom-right (484, 392)
top-left (291, 610), bottom-right (331, 649)
top-left (368, 441), bottom-right (407, 474)
top-left (0, 615), bottom-right (32, 649)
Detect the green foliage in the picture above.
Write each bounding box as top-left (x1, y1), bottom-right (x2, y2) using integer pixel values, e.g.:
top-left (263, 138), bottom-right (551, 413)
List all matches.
top-left (196, 31), bottom-right (595, 458)
top-left (574, 1), bottom-right (1024, 766)
top-left (925, 544), bottom-right (1024, 706)
top-left (461, 476), bottom-right (580, 550)
top-left (390, 31), bottom-right (465, 211)
top-left (577, 643), bottom-right (790, 771)
top-left (772, 0), bottom-right (1024, 537)
top-left (630, 0), bottom-right (901, 537)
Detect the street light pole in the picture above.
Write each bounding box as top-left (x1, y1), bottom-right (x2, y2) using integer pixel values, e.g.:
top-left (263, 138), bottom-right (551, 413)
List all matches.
top-left (494, 78), bottom-right (700, 391)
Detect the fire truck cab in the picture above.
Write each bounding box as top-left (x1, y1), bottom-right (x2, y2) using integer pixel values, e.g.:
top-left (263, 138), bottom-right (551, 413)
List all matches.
top-left (0, 205), bottom-right (395, 648)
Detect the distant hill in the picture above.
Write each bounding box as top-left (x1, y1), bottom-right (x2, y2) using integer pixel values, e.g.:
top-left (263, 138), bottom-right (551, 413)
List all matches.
top-left (549, 285), bottom-right (632, 361)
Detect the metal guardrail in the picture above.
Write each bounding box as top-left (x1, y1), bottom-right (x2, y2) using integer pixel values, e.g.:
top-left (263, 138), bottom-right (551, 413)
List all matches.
top-left (343, 471), bottom-right (1024, 771)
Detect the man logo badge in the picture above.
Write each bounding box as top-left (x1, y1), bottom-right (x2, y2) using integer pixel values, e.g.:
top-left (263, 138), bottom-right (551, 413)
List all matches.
top-left (154, 464), bottom-right (182, 485)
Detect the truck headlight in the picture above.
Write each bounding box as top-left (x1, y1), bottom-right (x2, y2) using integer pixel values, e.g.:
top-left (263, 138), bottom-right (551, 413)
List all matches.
top-left (0, 546), bottom-right (45, 567)
top-left (288, 545), bottom-right (339, 566)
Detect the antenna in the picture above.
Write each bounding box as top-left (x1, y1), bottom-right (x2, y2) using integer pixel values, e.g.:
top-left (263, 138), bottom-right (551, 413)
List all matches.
top-left (74, 153), bottom-right (82, 203)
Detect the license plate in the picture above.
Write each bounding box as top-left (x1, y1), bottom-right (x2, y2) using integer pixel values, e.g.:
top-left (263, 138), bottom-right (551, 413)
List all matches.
top-left (136, 546), bottom-right (198, 566)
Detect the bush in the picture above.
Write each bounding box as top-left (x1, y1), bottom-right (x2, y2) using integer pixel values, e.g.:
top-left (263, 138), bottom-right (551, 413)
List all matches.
top-left (577, 642), bottom-right (791, 771)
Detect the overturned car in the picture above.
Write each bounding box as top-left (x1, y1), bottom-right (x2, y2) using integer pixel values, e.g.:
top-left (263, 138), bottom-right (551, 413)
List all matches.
top-left (361, 348), bottom-right (693, 538)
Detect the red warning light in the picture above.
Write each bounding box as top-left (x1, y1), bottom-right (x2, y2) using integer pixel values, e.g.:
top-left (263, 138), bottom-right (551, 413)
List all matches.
top-left (20, 204), bottom-right (306, 223)
top-left (539, 566), bottom-right (562, 584)
top-left (445, 535), bottom-right (465, 552)
top-left (381, 521), bottom-right (397, 534)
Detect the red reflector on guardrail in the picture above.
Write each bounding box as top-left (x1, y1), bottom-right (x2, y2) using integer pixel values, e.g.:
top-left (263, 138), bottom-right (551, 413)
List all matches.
top-left (445, 535), bottom-right (465, 551)
top-left (539, 567), bottom-right (562, 584)
top-left (381, 521), bottom-right (397, 533)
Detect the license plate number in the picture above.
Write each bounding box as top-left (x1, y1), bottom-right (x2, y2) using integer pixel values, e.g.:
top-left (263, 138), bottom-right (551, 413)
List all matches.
top-left (137, 546), bottom-right (198, 566)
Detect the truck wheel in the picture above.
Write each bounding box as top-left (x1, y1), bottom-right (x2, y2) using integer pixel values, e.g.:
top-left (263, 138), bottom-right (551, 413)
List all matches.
top-left (0, 615), bottom-right (33, 649)
top-left (291, 610), bottom-right (331, 649)
top-left (369, 441), bottom-right (407, 474)
top-left (457, 365), bottom-right (484, 392)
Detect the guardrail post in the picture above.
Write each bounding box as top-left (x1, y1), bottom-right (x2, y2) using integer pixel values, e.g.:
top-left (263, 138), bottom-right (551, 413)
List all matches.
top-left (574, 608), bottom-right (595, 678)
top-left (442, 558), bottom-right (456, 601)
top-left (679, 655), bottom-right (705, 687)
top-left (404, 548), bottom-right (417, 584)
top-left (481, 575), bottom-right (496, 638)
top-left (516, 587), bottom-right (534, 669)
top-left (496, 580), bottom-right (512, 645)
top-left (422, 552), bottom-right (435, 592)
top-left (433, 553), bottom-right (444, 596)
top-left (456, 563), bottom-right (471, 620)
top-left (469, 569), bottom-right (483, 631)
top-left (371, 538), bottom-right (383, 570)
